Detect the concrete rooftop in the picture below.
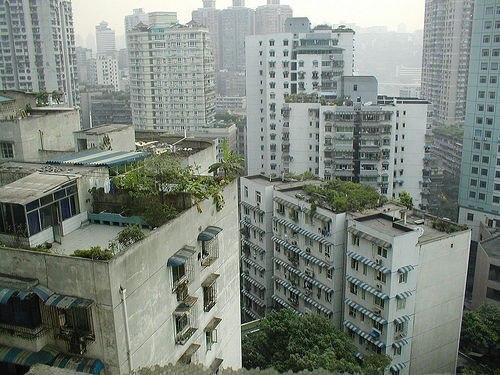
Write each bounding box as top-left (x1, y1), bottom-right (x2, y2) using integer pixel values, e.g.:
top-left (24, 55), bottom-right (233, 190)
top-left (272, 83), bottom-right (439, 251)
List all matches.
top-left (51, 224), bottom-right (125, 255)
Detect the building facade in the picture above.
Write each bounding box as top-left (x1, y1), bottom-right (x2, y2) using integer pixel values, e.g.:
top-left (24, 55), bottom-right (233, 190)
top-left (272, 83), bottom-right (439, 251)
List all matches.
top-left (421, 0), bottom-right (474, 126)
top-left (0, 0), bottom-right (79, 106)
top-left (95, 55), bottom-right (120, 91)
top-left (471, 233), bottom-right (500, 308)
top-left (127, 22), bottom-right (216, 131)
top-left (95, 21), bottom-right (116, 56)
top-left (245, 21), bottom-right (355, 177)
top-left (192, 0), bottom-right (221, 70)
top-left (458, 0), bottom-right (500, 242)
top-left (90, 91), bottom-right (132, 127)
top-left (255, 0), bottom-right (293, 35)
top-left (124, 8), bottom-right (149, 32)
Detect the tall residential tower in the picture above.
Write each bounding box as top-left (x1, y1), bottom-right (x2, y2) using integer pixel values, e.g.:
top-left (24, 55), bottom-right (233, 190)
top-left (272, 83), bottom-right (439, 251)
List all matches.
top-left (255, 0), bottom-right (293, 35)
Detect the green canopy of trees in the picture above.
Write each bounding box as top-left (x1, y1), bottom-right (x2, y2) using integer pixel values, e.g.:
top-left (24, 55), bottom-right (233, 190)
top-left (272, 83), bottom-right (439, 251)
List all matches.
top-left (242, 309), bottom-right (390, 374)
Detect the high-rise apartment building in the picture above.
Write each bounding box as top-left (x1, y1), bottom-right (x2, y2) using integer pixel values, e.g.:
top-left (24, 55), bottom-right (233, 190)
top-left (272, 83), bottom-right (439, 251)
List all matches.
top-left (421, 0), bottom-right (474, 126)
top-left (192, 0), bottom-right (221, 70)
top-left (127, 22), bottom-right (216, 131)
top-left (246, 21), bottom-right (355, 177)
top-left (148, 12), bottom-right (178, 28)
top-left (95, 21), bottom-right (116, 56)
top-left (95, 54), bottom-right (120, 91)
top-left (124, 8), bottom-right (149, 32)
top-left (0, 0), bottom-right (79, 106)
top-left (458, 0), bottom-right (500, 242)
top-left (255, 0), bottom-right (293, 35)
top-left (219, 0), bottom-right (255, 72)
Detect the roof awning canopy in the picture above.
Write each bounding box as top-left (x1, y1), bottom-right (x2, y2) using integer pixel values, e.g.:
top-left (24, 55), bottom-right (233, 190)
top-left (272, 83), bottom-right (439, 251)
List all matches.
top-left (209, 358), bottom-right (223, 373)
top-left (45, 294), bottom-right (93, 309)
top-left (52, 353), bottom-right (105, 374)
top-left (197, 226), bottom-right (222, 241)
top-left (167, 246), bottom-right (196, 267)
top-left (47, 149), bottom-right (149, 168)
top-left (0, 344), bottom-right (59, 367)
top-left (178, 344), bottom-right (201, 364)
top-left (205, 316), bottom-right (222, 332)
top-left (201, 273), bottom-right (220, 287)
top-left (0, 274), bottom-right (54, 304)
top-left (0, 172), bottom-right (78, 205)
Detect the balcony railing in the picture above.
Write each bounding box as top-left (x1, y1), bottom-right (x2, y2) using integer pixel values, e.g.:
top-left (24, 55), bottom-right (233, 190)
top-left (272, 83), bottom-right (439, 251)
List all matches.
top-left (175, 327), bottom-right (197, 345)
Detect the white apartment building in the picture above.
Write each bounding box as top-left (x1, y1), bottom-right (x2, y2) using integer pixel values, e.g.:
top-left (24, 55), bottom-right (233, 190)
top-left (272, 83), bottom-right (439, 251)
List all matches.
top-left (255, 0), bottom-right (293, 35)
top-left (0, 155), bottom-right (241, 374)
top-left (127, 22), bottom-right (216, 131)
top-left (192, 0), bottom-right (220, 70)
top-left (124, 8), bottom-right (149, 32)
top-left (95, 21), bottom-right (116, 56)
top-left (246, 20), bottom-right (355, 177)
top-left (0, 0), bottom-right (79, 106)
top-left (345, 210), bottom-right (470, 374)
top-left (95, 55), bottom-right (120, 91)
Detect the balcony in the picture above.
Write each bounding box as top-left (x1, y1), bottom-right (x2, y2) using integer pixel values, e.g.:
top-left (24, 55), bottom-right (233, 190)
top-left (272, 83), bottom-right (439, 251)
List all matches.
top-left (175, 327), bottom-right (197, 345)
top-left (0, 322), bottom-right (48, 341)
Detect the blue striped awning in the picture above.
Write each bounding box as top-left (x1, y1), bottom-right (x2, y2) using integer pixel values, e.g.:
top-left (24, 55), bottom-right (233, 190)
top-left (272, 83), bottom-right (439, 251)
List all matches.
top-left (241, 238), bottom-right (266, 255)
top-left (343, 321), bottom-right (386, 348)
top-left (273, 197), bottom-right (298, 209)
top-left (344, 298), bottom-right (388, 325)
top-left (273, 257), bottom-right (333, 293)
top-left (273, 277), bottom-right (332, 315)
top-left (396, 291), bottom-right (413, 300)
top-left (242, 256), bottom-right (265, 272)
top-left (45, 294), bottom-right (93, 309)
top-left (392, 338), bottom-right (409, 349)
top-left (242, 306), bottom-right (261, 320)
top-left (394, 315), bottom-right (411, 324)
top-left (347, 251), bottom-right (391, 274)
top-left (240, 201), bottom-right (265, 215)
top-left (0, 284), bottom-right (54, 304)
top-left (273, 217), bottom-right (332, 246)
top-left (272, 294), bottom-right (294, 309)
top-left (390, 362), bottom-right (407, 372)
top-left (167, 246), bottom-right (196, 267)
top-left (240, 220), bottom-right (266, 234)
top-left (346, 275), bottom-right (389, 300)
top-left (355, 352), bottom-right (364, 360)
top-left (271, 236), bottom-right (334, 269)
top-left (0, 345), bottom-right (59, 367)
top-left (348, 227), bottom-right (391, 249)
top-left (241, 273), bottom-right (265, 290)
top-left (52, 353), bottom-right (105, 374)
top-left (0, 288), bottom-right (16, 304)
top-left (397, 265), bottom-right (415, 273)
top-left (241, 289), bottom-right (265, 307)
top-left (197, 226), bottom-right (222, 241)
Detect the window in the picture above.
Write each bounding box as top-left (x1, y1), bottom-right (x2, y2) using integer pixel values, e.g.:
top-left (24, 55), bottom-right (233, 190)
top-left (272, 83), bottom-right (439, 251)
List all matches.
top-left (397, 298), bottom-right (406, 310)
top-left (394, 346), bottom-right (402, 356)
top-left (172, 263), bottom-right (187, 290)
top-left (373, 296), bottom-right (385, 308)
top-left (349, 306), bottom-right (357, 318)
top-left (0, 142), bottom-right (14, 159)
top-left (352, 234), bottom-right (359, 246)
top-left (256, 191), bottom-right (261, 203)
top-left (199, 226), bottom-right (221, 266)
top-left (202, 274), bottom-right (219, 312)
top-left (377, 246), bottom-right (388, 258)
top-left (395, 321), bottom-right (405, 333)
top-left (399, 272), bottom-right (408, 283)
top-left (327, 268), bottom-right (333, 279)
top-left (351, 258), bottom-right (359, 271)
top-left (244, 186), bottom-right (248, 197)
top-left (375, 271), bottom-right (386, 283)
top-left (349, 282), bottom-right (358, 295)
top-left (205, 329), bottom-right (218, 351)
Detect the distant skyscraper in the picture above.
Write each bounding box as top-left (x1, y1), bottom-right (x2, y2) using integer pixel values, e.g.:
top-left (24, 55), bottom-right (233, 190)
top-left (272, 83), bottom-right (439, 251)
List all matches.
top-left (192, 0), bottom-right (221, 70)
top-left (458, 0), bottom-right (500, 241)
top-left (0, 0), bottom-right (79, 106)
top-left (95, 21), bottom-right (116, 56)
top-left (148, 12), bottom-right (178, 28)
top-left (219, 0), bottom-right (255, 71)
top-left (124, 8), bottom-right (149, 32)
top-left (127, 22), bottom-right (215, 131)
top-left (421, 0), bottom-right (474, 126)
top-left (255, 0), bottom-right (293, 35)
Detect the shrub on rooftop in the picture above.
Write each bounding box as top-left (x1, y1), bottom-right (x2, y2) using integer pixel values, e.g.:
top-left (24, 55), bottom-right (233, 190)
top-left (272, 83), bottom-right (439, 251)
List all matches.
top-left (72, 246), bottom-right (113, 261)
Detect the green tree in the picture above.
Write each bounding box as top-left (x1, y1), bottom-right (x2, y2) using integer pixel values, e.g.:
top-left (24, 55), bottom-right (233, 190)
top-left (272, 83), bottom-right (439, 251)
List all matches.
top-left (398, 191), bottom-right (413, 210)
top-left (242, 309), bottom-right (390, 374)
top-left (461, 305), bottom-right (500, 359)
top-left (208, 139), bottom-right (244, 182)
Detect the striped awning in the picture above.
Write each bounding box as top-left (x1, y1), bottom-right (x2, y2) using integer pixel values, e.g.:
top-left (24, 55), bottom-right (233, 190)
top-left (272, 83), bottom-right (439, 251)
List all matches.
top-left (346, 275), bottom-right (389, 300)
top-left (242, 256), bottom-right (265, 272)
top-left (344, 298), bottom-right (388, 325)
top-left (271, 236), bottom-right (334, 269)
top-left (241, 238), bottom-right (266, 255)
top-left (51, 353), bottom-right (105, 374)
top-left (0, 284), bottom-right (54, 304)
top-left (242, 306), bottom-right (261, 320)
top-left (167, 246), bottom-right (196, 267)
top-left (273, 217), bottom-right (333, 246)
top-left (303, 295), bottom-right (333, 315)
top-left (241, 273), bottom-right (266, 290)
top-left (174, 296), bottom-right (198, 316)
top-left (355, 352), bottom-right (364, 360)
top-left (273, 277), bottom-right (333, 315)
top-left (396, 291), bottom-right (413, 300)
top-left (273, 197), bottom-right (298, 209)
top-left (272, 294), bottom-right (294, 309)
top-left (0, 288), bottom-right (16, 304)
top-left (0, 345), bottom-right (59, 367)
top-left (343, 321), bottom-right (385, 348)
top-left (201, 273), bottom-right (220, 288)
top-left (397, 265), bottom-right (415, 273)
top-left (392, 338), bottom-right (409, 349)
top-left (348, 227), bottom-right (391, 249)
top-left (390, 362), bottom-right (407, 372)
top-left (347, 251), bottom-right (391, 274)
top-left (45, 294), bottom-right (93, 309)
top-left (394, 315), bottom-right (411, 324)
top-left (240, 220), bottom-right (266, 234)
top-left (273, 257), bottom-right (333, 293)
top-left (240, 201), bottom-right (264, 215)
top-left (241, 289), bottom-right (265, 307)
top-left (197, 226), bottom-right (222, 241)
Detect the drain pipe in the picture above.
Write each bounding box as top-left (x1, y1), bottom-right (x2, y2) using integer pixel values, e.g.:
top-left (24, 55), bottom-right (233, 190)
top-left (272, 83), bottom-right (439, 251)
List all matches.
top-left (119, 286), bottom-right (133, 373)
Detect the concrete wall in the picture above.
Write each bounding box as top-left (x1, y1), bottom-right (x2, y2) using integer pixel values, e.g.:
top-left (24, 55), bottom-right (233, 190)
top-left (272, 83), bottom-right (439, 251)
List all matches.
top-left (107, 181), bottom-right (241, 374)
top-left (410, 230), bottom-right (470, 375)
top-left (471, 241), bottom-right (500, 308)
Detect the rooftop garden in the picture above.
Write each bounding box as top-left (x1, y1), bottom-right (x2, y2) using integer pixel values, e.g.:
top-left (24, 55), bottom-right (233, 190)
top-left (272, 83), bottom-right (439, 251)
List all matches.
top-left (303, 179), bottom-right (384, 213)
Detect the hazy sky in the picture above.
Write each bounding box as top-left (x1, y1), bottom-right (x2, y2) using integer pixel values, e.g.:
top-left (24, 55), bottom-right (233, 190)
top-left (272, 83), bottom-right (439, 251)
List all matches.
top-left (72, 0), bottom-right (425, 49)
